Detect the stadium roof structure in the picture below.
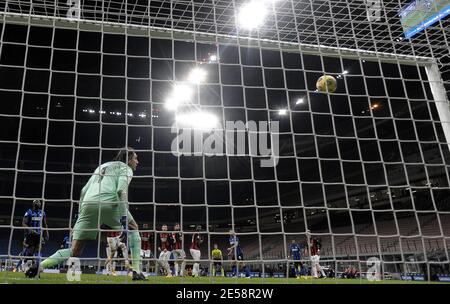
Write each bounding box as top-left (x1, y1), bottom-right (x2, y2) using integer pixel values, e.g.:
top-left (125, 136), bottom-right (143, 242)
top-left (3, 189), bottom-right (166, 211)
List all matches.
top-left (1, 1), bottom-right (448, 98)
top-left (0, 1), bottom-right (448, 60)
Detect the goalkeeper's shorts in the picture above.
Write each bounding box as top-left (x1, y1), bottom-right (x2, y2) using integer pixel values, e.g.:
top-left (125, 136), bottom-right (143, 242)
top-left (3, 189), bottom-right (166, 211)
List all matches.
top-left (73, 201), bottom-right (134, 241)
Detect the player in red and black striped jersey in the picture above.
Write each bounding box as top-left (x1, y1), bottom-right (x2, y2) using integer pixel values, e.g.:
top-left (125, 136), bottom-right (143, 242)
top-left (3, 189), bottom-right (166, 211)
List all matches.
top-left (310, 237), bottom-right (320, 256)
top-left (105, 230), bottom-right (129, 275)
top-left (172, 223), bottom-right (186, 276)
top-left (307, 231), bottom-right (326, 278)
top-left (190, 225), bottom-right (203, 277)
top-left (140, 231), bottom-right (152, 252)
top-left (173, 227), bottom-right (182, 250)
top-left (157, 224), bottom-right (173, 277)
top-left (140, 223), bottom-right (153, 257)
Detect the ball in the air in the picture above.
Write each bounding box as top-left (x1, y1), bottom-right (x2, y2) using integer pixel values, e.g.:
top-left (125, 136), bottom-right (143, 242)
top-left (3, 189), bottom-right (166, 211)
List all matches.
top-left (316, 75), bottom-right (337, 93)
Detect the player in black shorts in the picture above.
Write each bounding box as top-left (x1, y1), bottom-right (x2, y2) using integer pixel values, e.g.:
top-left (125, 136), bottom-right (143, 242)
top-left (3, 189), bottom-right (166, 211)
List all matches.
top-left (15, 200), bottom-right (49, 272)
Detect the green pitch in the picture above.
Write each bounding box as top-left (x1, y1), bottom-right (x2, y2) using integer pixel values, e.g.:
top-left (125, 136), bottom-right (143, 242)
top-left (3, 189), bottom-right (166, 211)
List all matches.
top-left (0, 271), bottom-right (442, 284)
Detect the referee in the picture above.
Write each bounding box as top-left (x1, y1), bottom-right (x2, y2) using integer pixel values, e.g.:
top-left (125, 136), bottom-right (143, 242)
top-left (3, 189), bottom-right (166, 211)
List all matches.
top-left (211, 244), bottom-right (224, 277)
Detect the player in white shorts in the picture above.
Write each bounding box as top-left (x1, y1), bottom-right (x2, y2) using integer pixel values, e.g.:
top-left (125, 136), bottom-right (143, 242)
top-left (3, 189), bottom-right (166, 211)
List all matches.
top-left (307, 230), bottom-right (326, 279)
top-left (157, 224), bottom-right (173, 277)
top-left (140, 223), bottom-right (153, 272)
top-left (172, 223), bottom-right (186, 276)
top-left (105, 230), bottom-right (129, 276)
top-left (190, 225), bottom-right (203, 277)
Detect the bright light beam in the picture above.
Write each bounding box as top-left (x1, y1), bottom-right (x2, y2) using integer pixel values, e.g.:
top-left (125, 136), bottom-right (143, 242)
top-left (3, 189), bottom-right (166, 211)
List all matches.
top-left (209, 54), bottom-right (218, 62)
top-left (238, 1), bottom-right (269, 30)
top-left (175, 111), bottom-right (219, 131)
top-left (296, 98), bottom-right (304, 105)
top-left (188, 68), bottom-right (207, 84)
top-left (165, 84), bottom-right (193, 111)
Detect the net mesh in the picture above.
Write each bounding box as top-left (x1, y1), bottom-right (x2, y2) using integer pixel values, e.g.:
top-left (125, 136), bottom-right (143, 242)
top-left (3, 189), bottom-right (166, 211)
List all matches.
top-left (0, 0), bottom-right (449, 282)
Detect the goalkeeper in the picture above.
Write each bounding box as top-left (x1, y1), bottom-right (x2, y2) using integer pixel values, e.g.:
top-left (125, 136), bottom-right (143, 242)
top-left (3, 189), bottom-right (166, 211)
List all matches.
top-left (26, 147), bottom-right (147, 281)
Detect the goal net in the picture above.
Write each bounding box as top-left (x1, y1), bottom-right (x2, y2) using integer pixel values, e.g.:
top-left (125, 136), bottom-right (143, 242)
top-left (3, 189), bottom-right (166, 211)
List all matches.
top-left (0, 0), bottom-right (449, 282)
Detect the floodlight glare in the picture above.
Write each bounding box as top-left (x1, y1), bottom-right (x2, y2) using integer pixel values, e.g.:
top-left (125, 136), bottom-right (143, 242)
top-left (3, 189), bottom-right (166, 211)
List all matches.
top-left (176, 111), bottom-right (219, 130)
top-left (188, 68), bottom-right (207, 84)
top-left (165, 84), bottom-right (193, 111)
top-left (173, 84), bottom-right (193, 100)
top-left (209, 54), bottom-right (218, 62)
top-left (278, 109), bottom-right (288, 115)
top-left (238, 1), bottom-right (269, 30)
top-left (296, 98), bottom-right (304, 105)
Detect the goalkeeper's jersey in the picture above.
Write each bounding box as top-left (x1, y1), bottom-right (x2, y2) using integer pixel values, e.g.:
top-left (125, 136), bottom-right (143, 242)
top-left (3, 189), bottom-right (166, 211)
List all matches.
top-left (82, 161), bottom-right (133, 203)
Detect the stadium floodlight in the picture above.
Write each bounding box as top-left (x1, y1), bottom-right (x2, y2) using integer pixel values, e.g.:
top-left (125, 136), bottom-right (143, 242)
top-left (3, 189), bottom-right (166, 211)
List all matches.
top-left (278, 109), bottom-right (288, 115)
top-left (209, 54), bottom-right (218, 62)
top-left (238, 1), bottom-right (269, 30)
top-left (175, 111), bottom-right (219, 130)
top-left (188, 68), bottom-right (207, 84)
top-left (165, 84), bottom-right (193, 111)
top-left (342, 70), bottom-right (349, 75)
top-left (296, 98), bottom-right (304, 105)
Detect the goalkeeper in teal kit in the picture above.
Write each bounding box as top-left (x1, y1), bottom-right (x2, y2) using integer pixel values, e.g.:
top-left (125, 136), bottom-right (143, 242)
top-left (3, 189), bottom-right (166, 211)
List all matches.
top-left (26, 147), bottom-right (147, 281)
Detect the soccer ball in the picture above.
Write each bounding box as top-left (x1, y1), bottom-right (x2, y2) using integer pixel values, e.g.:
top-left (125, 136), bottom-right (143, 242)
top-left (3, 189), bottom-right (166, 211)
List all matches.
top-left (316, 75), bottom-right (337, 93)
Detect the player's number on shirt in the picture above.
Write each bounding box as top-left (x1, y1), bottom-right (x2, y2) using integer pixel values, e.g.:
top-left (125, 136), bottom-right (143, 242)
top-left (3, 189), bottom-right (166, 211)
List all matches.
top-left (66, 257), bottom-right (81, 282)
top-left (97, 167), bottom-right (108, 183)
top-left (366, 257), bottom-right (381, 281)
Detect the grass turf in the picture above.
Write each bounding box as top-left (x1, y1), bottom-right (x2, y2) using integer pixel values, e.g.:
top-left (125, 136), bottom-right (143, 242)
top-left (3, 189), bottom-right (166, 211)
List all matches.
top-left (0, 271), bottom-right (441, 284)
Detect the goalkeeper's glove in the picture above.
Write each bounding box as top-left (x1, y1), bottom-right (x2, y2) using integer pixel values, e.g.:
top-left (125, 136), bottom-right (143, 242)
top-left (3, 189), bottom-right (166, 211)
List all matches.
top-left (119, 216), bottom-right (128, 243)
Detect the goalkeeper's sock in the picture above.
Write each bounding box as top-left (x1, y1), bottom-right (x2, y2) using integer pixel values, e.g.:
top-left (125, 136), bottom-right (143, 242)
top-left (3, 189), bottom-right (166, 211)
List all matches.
top-left (221, 268), bottom-right (224, 277)
top-left (129, 231), bottom-right (142, 273)
top-left (212, 267), bottom-right (216, 277)
top-left (40, 249), bottom-right (71, 269)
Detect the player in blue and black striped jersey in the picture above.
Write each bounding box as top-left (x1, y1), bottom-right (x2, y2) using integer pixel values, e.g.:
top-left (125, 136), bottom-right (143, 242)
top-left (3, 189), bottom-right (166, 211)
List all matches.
top-left (227, 230), bottom-right (251, 278)
top-left (15, 200), bottom-right (49, 272)
top-left (289, 239), bottom-right (304, 278)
